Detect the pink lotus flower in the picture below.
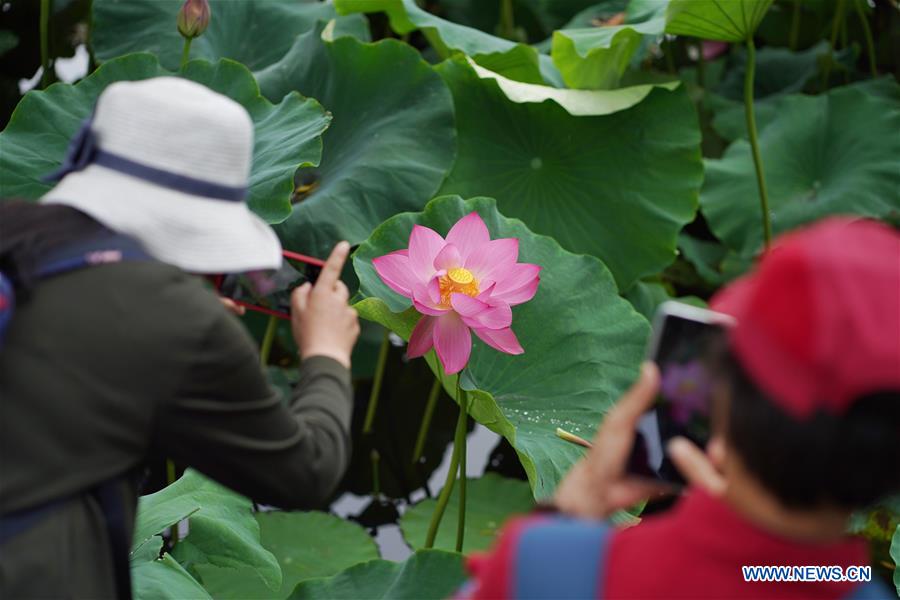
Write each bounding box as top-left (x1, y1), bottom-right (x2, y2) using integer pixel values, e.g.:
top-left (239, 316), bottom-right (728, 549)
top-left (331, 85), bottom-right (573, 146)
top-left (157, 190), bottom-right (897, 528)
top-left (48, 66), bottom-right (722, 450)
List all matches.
top-left (372, 212), bottom-right (541, 374)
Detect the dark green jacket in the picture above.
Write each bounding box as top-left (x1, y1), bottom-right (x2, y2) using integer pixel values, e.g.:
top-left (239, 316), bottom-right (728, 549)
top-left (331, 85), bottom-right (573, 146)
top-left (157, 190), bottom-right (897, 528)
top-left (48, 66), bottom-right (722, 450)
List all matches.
top-left (0, 260), bottom-right (354, 598)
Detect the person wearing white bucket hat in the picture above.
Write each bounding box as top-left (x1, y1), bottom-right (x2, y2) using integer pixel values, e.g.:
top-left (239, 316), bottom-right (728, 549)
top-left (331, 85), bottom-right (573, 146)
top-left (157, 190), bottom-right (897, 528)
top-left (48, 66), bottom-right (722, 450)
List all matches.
top-left (0, 78), bottom-right (360, 599)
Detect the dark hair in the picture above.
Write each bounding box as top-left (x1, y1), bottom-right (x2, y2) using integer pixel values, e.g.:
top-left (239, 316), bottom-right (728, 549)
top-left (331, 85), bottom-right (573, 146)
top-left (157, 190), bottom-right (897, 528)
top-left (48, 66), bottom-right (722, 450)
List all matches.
top-left (0, 201), bottom-right (105, 298)
top-left (714, 346), bottom-right (900, 510)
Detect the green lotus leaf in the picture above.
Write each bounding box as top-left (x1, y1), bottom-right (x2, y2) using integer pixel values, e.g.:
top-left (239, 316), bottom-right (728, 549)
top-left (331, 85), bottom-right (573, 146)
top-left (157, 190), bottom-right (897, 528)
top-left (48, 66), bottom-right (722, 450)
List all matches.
top-left (256, 27), bottom-right (456, 259)
top-left (551, 20), bottom-right (663, 89)
top-left (0, 53), bottom-right (330, 223)
top-left (353, 196), bottom-right (650, 498)
top-left (400, 473), bottom-right (534, 553)
top-left (434, 56), bottom-right (701, 290)
top-left (91, 0), bottom-right (368, 73)
top-left (195, 511), bottom-right (380, 599)
top-left (665, 0), bottom-right (774, 42)
top-left (288, 550), bottom-right (467, 600)
top-left (700, 80), bottom-right (900, 257)
top-left (334, 0), bottom-right (558, 85)
top-left (710, 73), bottom-right (897, 144)
top-left (132, 540), bottom-right (213, 600)
top-left (136, 470), bottom-right (281, 593)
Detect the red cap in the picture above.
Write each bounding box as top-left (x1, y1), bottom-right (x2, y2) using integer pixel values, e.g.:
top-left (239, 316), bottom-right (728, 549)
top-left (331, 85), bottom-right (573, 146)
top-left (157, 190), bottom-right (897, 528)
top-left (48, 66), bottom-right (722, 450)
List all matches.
top-left (711, 217), bottom-right (900, 419)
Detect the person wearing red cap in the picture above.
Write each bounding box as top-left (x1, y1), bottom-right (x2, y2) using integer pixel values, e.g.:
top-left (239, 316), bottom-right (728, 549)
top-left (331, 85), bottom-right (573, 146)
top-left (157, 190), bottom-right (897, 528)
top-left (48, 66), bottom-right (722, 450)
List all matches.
top-left (459, 217), bottom-right (900, 599)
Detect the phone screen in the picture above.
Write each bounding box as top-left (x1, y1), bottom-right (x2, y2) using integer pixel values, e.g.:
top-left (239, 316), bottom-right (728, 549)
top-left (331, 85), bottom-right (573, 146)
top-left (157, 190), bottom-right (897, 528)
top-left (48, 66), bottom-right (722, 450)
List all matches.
top-left (626, 304), bottom-right (729, 487)
top-left (219, 255), bottom-right (322, 316)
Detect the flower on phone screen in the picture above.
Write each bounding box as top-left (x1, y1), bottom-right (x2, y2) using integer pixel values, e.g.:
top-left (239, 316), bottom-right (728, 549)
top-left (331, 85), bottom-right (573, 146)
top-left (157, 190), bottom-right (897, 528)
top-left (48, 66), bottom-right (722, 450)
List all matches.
top-left (661, 360), bottom-right (711, 425)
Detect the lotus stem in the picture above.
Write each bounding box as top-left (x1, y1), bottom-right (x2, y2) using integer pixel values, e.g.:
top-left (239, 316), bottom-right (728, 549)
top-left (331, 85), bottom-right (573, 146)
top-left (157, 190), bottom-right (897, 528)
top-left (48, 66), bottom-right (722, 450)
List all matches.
top-left (664, 39), bottom-right (676, 75)
top-left (424, 380), bottom-right (467, 549)
top-left (412, 378), bottom-right (442, 464)
top-left (498, 0), bottom-right (515, 40)
top-left (822, 0), bottom-right (846, 89)
top-left (371, 449), bottom-right (381, 496)
top-left (743, 36), bottom-right (772, 250)
top-left (180, 37), bottom-right (193, 70)
top-left (362, 329), bottom-right (390, 435)
top-left (40, 0), bottom-right (51, 88)
top-left (556, 427), bottom-right (593, 449)
top-left (789, 0), bottom-right (801, 50)
top-left (455, 381), bottom-right (467, 553)
top-left (259, 314), bottom-right (278, 366)
top-left (854, 0), bottom-right (878, 77)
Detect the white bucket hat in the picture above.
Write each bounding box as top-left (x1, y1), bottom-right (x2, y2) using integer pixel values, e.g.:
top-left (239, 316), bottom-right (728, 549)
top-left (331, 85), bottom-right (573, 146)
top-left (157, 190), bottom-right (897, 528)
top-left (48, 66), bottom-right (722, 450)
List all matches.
top-left (41, 77), bottom-right (282, 274)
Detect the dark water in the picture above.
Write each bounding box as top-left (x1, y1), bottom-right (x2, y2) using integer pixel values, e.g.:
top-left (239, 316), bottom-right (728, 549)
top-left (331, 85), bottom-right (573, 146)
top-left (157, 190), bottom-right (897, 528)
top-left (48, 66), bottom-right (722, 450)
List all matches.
top-left (330, 424), bottom-right (500, 561)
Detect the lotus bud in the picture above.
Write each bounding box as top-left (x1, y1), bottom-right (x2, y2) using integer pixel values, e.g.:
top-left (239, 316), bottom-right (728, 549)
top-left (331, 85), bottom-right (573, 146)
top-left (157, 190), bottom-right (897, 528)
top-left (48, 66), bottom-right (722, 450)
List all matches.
top-left (177, 0), bottom-right (210, 40)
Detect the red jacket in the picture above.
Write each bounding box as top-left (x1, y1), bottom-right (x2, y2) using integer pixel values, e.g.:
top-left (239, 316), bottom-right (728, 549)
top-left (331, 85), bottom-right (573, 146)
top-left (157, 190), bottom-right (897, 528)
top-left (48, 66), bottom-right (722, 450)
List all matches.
top-left (464, 490), bottom-right (871, 599)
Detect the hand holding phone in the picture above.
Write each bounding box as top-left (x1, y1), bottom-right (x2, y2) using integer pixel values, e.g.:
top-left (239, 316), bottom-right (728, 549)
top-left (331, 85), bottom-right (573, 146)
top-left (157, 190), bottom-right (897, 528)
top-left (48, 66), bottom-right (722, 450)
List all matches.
top-left (626, 301), bottom-right (733, 487)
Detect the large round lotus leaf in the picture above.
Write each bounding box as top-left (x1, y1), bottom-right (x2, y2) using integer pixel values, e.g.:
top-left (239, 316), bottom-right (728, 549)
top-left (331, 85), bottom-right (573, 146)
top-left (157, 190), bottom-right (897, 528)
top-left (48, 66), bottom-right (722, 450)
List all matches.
top-left (0, 54), bottom-right (330, 223)
top-left (353, 196), bottom-right (649, 499)
top-left (132, 543), bottom-right (213, 600)
top-left (142, 470), bottom-right (281, 593)
top-left (400, 473), bottom-right (534, 553)
top-left (289, 550), bottom-right (467, 600)
top-left (195, 511), bottom-right (379, 600)
top-left (91, 0), bottom-right (368, 73)
top-left (255, 28), bottom-right (456, 258)
top-left (334, 0), bottom-right (559, 85)
top-left (434, 56), bottom-right (702, 290)
top-left (551, 19), bottom-right (663, 90)
top-left (701, 80), bottom-right (900, 257)
top-left (665, 0), bottom-right (774, 42)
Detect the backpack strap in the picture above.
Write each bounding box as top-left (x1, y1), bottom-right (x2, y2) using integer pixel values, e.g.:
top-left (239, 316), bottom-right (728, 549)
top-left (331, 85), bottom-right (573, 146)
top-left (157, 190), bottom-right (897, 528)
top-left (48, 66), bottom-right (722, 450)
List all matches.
top-left (513, 518), bottom-right (612, 600)
top-left (0, 229), bottom-right (151, 349)
top-left (841, 579), bottom-right (893, 599)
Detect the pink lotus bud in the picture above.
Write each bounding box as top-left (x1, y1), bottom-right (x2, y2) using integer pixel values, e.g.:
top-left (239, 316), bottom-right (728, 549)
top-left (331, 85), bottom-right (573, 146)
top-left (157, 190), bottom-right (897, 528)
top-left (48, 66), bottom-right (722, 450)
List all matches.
top-left (177, 0), bottom-right (210, 39)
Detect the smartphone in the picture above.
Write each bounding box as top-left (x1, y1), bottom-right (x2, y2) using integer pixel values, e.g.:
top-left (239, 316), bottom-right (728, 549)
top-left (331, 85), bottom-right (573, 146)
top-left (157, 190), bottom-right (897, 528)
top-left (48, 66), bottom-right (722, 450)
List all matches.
top-left (216, 250), bottom-right (324, 319)
top-left (626, 301), bottom-right (735, 488)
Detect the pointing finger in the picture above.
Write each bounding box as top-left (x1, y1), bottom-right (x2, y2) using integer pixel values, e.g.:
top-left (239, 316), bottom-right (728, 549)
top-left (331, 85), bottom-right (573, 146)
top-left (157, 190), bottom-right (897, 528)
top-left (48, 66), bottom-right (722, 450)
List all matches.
top-left (315, 241), bottom-right (350, 291)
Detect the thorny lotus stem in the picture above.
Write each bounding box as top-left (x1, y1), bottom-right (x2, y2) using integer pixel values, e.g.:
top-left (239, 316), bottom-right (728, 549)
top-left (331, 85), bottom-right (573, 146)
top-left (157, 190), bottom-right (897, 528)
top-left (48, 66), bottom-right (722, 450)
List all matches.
top-left (40, 0), bottom-right (51, 88)
top-left (789, 0), bottom-right (801, 50)
top-left (743, 37), bottom-right (772, 250)
top-left (498, 0), bottom-right (515, 40)
top-left (363, 329), bottom-right (390, 435)
top-left (412, 378), bottom-right (443, 464)
top-left (424, 380), bottom-right (467, 549)
top-left (854, 0), bottom-right (878, 77)
top-left (259, 314), bottom-right (278, 366)
top-left (556, 427), bottom-right (593, 449)
top-left (822, 0), bottom-right (846, 89)
top-left (455, 381), bottom-right (467, 552)
top-left (180, 37), bottom-right (193, 70)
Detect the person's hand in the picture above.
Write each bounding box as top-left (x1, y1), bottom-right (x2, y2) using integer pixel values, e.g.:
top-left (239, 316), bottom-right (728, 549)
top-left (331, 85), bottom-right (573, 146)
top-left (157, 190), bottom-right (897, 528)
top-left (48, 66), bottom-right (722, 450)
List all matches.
top-left (290, 241), bottom-right (360, 369)
top-left (667, 436), bottom-right (727, 497)
top-left (554, 362), bottom-right (671, 519)
top-left (218, 297), bottom-right (246, 316)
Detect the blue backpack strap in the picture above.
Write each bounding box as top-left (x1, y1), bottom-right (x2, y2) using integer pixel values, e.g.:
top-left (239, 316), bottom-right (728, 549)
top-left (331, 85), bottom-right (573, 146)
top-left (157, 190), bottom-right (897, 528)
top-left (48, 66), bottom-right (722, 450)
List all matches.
top-left (35, 230), bottom-right (151, 278)
top-left (842, 579), bottom-right (893, 599)
top-left (513, 518), bottom-right (612, 600)
top-left (0, 230), bottom-right (151, 350)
